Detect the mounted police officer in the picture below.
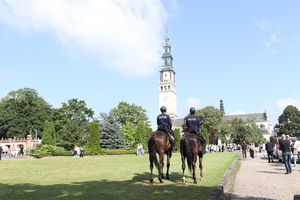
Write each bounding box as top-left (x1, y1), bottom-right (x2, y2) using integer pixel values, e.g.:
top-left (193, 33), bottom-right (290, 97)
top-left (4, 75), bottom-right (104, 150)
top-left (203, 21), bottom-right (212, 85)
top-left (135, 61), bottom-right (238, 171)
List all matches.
top-left (157, 106), bottom-right (176, 150)
top-left (186, 107), bottom-right (206, 154)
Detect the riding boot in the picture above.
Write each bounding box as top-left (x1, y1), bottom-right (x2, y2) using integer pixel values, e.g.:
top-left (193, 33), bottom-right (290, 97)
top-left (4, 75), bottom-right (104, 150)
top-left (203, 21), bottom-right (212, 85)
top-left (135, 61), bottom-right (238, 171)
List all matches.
top-left (198, 134), bottom-right (206, 154)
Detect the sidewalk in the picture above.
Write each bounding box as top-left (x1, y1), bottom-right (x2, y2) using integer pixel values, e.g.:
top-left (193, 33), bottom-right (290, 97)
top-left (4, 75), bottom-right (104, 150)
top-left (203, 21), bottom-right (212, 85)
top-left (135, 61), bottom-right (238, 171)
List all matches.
top-left (230, 152), bottom-right (300, 200)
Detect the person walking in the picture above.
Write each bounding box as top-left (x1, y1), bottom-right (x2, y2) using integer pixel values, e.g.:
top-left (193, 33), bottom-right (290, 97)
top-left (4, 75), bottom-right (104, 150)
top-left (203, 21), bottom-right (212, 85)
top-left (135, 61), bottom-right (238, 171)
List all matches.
top-left (265, 139), bottom-right (275, 163)
top-left (279, 134), bottom-right (292, 174)
top-left (0, 146), bottom-right (2, 160)
top-left (19, 146), bottom-right (24, 158)
top-left (79, 146), bottom-right (84, 158)
top-left (249, 143), bottom-right (255, 160)
top-left (293, 136), bottom-right (300, 169)
top-left (241, 141), bottom-right (248, 160)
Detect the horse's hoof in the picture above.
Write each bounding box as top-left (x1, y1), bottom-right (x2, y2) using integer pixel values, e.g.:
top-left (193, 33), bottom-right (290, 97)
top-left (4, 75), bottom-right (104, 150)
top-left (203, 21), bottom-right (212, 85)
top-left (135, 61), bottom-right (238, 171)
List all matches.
top-left (166, 176), bottom-right (170, 180)
top-left (194, 181), bottom-right (197, 184)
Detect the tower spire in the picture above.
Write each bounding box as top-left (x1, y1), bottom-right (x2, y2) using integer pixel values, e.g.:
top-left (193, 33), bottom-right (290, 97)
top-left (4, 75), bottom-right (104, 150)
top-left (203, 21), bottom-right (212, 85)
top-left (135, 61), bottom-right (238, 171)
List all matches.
top-left (161, 24), bottom-right (173, 71)
top-left (159, 26), bottom-right (177, 125)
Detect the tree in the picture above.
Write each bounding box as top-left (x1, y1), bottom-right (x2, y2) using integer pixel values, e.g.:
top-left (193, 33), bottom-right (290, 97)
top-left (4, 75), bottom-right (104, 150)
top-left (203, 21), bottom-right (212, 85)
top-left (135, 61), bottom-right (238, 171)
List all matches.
top-left (203, 128), bottom-right (209, 145)
top-left (0, 88), bottom-right (52, 138)
top-left (121, 121), bottom-right (137, 145)
top-left (88, 122), bottom-right (101, 151)
top-left (135, 121), bottom-right (151, 147)
top-left (174, 128), bottom-right (181, 150)
top-left (59, 98), bottom-right (94, 122)
top-left (226, 116), bottom-right (264, 144)
top-left (58, 120), bottom-right (86, 150)
top-left (275, 105), bottom-right (300, 137)
top-left (100, 111), bottom-right (124, 149)
top-left (42, 120), bottom-right (56, 146)
top-left (57, 98), bottom-right (94, 148)
top-left (112, 101), bottom-right (150, 127)
top-left (196, 106), bottom-right (224, 133)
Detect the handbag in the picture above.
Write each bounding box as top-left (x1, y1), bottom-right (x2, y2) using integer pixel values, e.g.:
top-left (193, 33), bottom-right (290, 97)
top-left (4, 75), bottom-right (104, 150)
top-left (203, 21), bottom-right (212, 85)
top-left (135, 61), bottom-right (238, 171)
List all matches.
top-left (293, 149), bottom-right (298, 155)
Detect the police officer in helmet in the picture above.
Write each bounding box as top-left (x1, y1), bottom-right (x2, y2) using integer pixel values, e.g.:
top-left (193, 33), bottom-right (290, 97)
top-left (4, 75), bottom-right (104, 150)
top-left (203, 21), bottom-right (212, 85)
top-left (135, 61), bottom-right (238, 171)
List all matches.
top-left (186, 107), bottom-right (206, 154)
top-left (157, 106), bottom-right (175, 150)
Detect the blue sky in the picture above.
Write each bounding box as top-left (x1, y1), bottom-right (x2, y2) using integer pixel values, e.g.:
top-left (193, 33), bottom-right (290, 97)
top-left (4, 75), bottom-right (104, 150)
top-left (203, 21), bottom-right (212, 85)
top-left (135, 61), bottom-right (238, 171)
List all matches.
top-left (0, 0), bottom-right (300, 129)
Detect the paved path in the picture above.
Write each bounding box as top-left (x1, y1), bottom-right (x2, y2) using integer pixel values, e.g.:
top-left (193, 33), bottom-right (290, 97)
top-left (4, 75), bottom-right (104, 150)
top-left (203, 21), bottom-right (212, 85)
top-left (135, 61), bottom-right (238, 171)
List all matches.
top-left (230, 152), bottom-right (300, 200)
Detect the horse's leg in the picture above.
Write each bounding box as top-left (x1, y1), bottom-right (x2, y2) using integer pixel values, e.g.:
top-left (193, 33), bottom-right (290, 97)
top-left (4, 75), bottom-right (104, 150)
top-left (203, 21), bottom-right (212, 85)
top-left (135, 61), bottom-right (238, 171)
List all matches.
top-left (165, 152), bottom-right (171, 179)
top-left (181, 154), bottom-right (186, 184)
top-left (193, 155), bottom-right (197, 184)
top-left (159, 153), bottom-right (165, 180)
top-left (199, 156), bottom-right (204, 180)
top-left (150, 160), bottom-right (154, 185)
top-left (158, 153), bottom-right (164, 183)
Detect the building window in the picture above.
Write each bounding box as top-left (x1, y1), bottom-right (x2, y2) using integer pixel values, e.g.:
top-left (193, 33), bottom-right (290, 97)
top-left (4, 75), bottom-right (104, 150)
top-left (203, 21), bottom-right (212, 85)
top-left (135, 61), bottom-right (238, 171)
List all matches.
top-left (168, 85), bottom-right (170, 90)
top-left (161, 86), bottom-right (163, 91)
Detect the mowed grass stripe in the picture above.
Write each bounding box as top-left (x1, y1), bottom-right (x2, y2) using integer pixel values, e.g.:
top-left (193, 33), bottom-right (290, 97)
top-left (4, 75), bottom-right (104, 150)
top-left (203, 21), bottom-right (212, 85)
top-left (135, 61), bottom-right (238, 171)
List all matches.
top-left (0, 152), bottom-right (238, 200)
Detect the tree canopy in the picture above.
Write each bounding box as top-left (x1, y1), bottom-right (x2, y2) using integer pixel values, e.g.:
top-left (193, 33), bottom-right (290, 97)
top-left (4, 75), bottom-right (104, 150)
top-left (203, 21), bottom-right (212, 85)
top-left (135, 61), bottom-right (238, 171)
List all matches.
top-left (112, 101), bottom-right (150, 127)
top-left (100, 111), bottom-right (124, 149)
top-left (274, 105), bottom-right (300, 137)
top-left (0, 88), bottom-right (52, 138)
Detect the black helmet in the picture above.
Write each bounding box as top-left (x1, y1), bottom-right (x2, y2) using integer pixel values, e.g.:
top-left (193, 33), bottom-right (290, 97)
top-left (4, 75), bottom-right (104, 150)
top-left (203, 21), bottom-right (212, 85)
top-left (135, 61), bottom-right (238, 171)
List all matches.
top-left (160, 106), bottom-right (167, 113)
top-left (190, 107), bottom-right (196, 114)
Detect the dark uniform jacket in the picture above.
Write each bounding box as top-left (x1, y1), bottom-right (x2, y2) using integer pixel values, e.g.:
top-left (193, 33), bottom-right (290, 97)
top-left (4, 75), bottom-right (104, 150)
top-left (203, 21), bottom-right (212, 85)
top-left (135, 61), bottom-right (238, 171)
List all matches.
top-left (279, 140), bottom-right (291, 153)
top-left (265, 142), bottom-right (274, 152)
top-left (186, 114), bottom-right (200, 130)
top-left (157, 113), bottom-right (172, 129)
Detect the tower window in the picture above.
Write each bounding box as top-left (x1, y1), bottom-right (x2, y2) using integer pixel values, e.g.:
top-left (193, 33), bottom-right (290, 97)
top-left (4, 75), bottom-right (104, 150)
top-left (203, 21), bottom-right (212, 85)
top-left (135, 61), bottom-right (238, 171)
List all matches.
top-left (161, 86), bottom-right (163, 91)
top-left (168, 85), bottom-right (170, 90)
top-left (164, 86), bottom-right (167, 90)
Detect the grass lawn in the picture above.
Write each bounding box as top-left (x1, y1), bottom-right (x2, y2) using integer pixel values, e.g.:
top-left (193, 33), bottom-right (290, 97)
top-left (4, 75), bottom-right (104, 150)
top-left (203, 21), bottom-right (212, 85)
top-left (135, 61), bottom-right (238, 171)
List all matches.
top-left (0, 151), bottom-right (238, 200)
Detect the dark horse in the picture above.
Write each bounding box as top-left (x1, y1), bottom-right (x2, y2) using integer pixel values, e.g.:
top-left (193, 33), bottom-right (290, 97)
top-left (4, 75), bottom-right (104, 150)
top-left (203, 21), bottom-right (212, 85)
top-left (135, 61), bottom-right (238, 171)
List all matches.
top-left (180, 131), bottom-right (204, 184)
top-left (148, 130), bottom-right (173, 185)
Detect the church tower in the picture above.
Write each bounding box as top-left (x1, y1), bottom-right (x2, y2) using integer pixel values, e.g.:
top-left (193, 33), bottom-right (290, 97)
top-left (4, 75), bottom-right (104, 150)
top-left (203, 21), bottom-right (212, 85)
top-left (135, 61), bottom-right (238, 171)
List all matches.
top-left (159, 27), bottom-right (178, 124)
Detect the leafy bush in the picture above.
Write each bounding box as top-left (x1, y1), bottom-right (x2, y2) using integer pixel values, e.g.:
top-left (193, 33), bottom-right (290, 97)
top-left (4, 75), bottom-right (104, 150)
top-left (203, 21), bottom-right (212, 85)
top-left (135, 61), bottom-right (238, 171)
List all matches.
top-left (29, 145), bottom-right (65, 158)
top-left (27, 145), bottom-right (137, 158)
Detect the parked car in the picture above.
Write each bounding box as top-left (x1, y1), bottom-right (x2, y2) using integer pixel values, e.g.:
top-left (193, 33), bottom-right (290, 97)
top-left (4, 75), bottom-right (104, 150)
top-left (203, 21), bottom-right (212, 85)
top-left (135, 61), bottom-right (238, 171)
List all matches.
top-left (275, 136), bottom-right (297, 162)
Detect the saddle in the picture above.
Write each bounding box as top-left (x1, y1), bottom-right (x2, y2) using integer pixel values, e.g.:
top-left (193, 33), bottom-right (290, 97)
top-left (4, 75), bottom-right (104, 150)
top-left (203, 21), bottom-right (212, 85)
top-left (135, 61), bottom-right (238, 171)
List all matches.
top-left (157, 126), bottom-right (175, 141)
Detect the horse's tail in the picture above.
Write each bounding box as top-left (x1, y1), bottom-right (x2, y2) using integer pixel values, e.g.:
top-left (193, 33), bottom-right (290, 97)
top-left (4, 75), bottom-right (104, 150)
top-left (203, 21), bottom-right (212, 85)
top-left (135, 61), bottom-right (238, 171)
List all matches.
top-left (184, 133), bottom-right (193, 172)
top-left (148, 135), bottom-right (159, 169)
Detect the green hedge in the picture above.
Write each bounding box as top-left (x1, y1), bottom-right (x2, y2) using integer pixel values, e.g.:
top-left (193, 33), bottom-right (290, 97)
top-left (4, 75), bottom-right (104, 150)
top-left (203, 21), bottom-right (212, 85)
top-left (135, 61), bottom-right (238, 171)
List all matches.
top-left (27, 145), bottom-right (138, 158)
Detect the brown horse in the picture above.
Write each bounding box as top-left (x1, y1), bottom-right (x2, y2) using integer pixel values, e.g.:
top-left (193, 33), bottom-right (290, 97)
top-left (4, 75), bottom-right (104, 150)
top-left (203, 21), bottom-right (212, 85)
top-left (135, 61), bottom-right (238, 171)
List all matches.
top-left (148, 130), bottom-right (173, 185)
top-left (180, 131), bottom-right (204, 184)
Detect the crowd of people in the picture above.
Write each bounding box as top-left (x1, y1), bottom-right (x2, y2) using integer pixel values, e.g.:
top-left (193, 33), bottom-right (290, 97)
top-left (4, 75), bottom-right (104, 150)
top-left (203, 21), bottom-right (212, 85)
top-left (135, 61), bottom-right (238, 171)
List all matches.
top-left (240, 135), bottom-right (300, 174)
top-left (0, 144), bottom-right (25, 160)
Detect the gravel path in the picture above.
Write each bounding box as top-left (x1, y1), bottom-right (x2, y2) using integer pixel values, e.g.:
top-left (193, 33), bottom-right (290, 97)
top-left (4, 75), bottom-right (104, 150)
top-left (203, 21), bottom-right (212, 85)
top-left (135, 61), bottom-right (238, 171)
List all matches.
top-left (230, 151), bottom-right (300, 200)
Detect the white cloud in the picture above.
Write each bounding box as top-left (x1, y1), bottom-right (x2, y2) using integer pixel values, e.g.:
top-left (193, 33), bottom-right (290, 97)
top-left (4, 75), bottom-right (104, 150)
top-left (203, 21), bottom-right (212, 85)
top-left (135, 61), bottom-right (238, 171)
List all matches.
top-left (184, 97), bottom-right (201, 108)
top-left (0, 69), bottom-right (15, 78)
top-left (230, 110), bottom-right (246, 115)
top-left (264, 33), bottom-right (278, 48)
top-left (253, 17), bottom-right (282, 48)
top-left (0, 0), bottom-right (168, 77)
top-left (276, 93), bottom-right (300, 112)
